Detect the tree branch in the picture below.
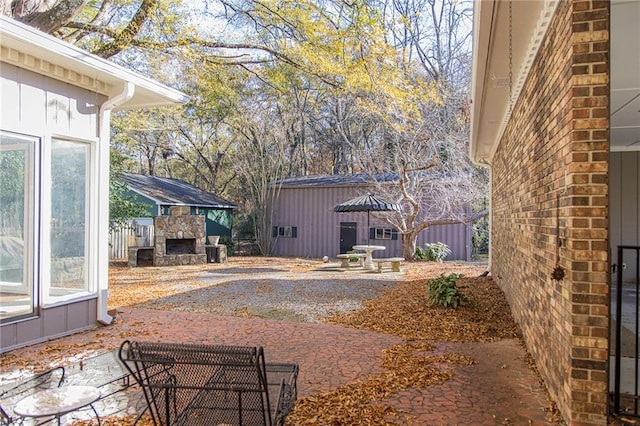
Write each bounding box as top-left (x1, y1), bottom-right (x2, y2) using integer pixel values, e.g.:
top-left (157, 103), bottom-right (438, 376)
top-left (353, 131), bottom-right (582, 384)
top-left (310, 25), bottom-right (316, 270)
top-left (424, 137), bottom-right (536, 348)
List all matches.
top-left (93, 0), bottom-right (158, 58)
top-left (18, 0), bottom-right (89, 33)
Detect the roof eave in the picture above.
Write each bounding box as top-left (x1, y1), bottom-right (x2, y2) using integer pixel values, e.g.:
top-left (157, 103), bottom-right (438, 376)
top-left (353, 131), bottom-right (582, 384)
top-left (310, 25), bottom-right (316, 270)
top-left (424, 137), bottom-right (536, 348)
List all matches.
top-left (159, 202), bottom-right (238, 209)
top-left (469, 0), bottom-right (495, 166)
top-left (0, 15), bottom-right (189, 109)
top-left (469, 1), bottom-right (559, 166)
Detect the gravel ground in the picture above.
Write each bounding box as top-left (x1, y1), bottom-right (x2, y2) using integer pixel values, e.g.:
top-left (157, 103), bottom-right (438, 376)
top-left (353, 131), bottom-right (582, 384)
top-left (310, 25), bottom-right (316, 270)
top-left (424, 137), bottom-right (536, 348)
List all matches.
top-left (108, 258), bottom-right (437, 322)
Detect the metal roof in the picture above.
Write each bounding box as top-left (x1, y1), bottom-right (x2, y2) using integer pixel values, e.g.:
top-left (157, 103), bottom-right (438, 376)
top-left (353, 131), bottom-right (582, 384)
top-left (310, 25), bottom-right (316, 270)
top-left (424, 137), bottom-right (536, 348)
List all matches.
top-left (124, 173), bottom-right (237, 209)
top-left (274, 173), bottom-right (398, 188)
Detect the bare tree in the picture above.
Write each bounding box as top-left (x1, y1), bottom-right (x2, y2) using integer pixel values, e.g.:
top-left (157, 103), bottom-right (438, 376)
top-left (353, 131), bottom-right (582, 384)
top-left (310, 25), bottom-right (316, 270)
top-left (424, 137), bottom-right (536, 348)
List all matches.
top-left (354, 0), bottom-right (483, 259)
top-left (357, 104), bottom-right (483, 258)
top-left (232, 106), bottom-right (289, 255)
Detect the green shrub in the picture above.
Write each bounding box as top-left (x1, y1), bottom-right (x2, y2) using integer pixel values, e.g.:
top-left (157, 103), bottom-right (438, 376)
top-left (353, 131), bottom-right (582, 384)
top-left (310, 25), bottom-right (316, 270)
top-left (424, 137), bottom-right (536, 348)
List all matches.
top-left (415, 246), bottom-right (428, 260)
top-left (423, 242), bottom-right (452, 262)
top-left (220, 235), bottom-right (235, 255)
top-left (427, 273), bottom-right (468, 308)
top-left (346, 250), bottom-right (362, 262)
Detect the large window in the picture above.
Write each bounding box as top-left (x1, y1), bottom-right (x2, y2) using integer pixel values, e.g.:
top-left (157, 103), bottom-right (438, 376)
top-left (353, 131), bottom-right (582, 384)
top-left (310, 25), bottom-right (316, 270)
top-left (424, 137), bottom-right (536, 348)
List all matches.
top-left (0, 133), bottom-right (95, 321)
top-left (0, 132), bottom-right (36, 322)
top-left (49, 139), bottom-right (92, 299)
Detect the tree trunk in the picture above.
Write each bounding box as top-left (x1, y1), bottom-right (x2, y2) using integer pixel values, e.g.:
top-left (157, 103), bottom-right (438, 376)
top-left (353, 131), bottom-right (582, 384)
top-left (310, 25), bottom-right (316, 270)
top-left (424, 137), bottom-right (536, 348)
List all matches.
top-left (16, 0), bottom-right (89, 34)
top-left (401, 232), bottom-right (418, 260)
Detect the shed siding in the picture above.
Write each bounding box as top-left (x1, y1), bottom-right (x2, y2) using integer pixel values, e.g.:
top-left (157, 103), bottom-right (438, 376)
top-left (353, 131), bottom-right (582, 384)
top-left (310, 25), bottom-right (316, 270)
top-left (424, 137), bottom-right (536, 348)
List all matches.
top-left (271, 185), bottom-right (470, 260)
top-left (1, 62), bottom-right (103, 352)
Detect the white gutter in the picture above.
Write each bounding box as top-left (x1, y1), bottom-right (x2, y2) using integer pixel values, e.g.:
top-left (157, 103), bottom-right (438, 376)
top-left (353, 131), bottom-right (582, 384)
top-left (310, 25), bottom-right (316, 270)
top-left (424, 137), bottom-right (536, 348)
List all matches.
top-left (96, 82), bottom-right (135, 325)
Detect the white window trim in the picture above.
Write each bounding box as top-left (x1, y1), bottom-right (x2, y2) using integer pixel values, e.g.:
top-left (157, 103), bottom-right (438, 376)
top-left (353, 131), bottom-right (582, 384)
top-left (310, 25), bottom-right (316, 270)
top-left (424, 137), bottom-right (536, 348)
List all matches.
top-left (0, 131), bottom-right (40, 321)
top-left (374, 228), bottom-right (394, 240)
top-left (42, 135), bottom-right (97, 307)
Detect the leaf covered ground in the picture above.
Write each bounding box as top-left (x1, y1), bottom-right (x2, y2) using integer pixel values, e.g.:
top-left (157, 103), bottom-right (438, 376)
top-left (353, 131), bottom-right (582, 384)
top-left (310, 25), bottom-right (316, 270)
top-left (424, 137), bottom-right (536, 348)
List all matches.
top-left (285, 274), bottom-right (564, 425)
top-left (1, 258), bottom-right (564, 424)
top-left (329, 275), bottom-right (523, 342)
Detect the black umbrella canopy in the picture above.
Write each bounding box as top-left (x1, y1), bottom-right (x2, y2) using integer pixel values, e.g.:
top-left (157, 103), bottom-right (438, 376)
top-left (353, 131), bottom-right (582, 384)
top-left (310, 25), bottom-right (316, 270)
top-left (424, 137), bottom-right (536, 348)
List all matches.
top-left (335, 193), bottom-right (401, 245)
top-left (334, 193), bottom-right (401, 213)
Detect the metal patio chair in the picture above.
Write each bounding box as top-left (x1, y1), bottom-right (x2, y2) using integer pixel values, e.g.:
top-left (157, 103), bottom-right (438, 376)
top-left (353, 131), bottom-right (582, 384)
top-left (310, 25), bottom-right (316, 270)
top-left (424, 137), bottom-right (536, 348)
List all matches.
top-left (0, 366), bottom-right (65, 425)
top-left (118, 340), bottom-right (298, 426)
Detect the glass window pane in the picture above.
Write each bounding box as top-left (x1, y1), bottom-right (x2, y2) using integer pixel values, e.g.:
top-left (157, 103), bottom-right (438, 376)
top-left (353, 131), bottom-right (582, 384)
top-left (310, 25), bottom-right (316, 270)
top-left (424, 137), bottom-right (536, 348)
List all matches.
top-left (50, 139), bottom-right (90, 296)
top-left (0, 132), bottom-right (35, 321)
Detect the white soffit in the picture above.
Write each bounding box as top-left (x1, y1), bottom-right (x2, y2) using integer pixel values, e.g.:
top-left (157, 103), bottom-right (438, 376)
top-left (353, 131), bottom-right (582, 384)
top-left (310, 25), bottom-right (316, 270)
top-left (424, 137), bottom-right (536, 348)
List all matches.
top-left (0, 15), bottom-right (189, 110)
top-left (470, 0), bottom-right (559, 164)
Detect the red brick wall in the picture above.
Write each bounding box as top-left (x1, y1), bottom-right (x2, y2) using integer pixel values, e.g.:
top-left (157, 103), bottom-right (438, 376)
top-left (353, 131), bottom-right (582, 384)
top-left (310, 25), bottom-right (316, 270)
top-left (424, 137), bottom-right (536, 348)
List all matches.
top-left (490, 1), bottom-right (609, 424)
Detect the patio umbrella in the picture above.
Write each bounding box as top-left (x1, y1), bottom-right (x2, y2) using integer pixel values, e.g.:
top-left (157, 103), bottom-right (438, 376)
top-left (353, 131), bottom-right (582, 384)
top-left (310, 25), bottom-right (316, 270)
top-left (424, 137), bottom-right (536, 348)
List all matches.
top-left (334, 193), bottom-right (401, 245)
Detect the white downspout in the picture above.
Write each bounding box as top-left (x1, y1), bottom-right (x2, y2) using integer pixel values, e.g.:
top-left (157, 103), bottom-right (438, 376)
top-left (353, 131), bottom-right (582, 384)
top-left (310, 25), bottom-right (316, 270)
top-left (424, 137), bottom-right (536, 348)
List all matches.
top-left (96, 82), bottom-right (135, 325)
top-left (474, 159), bottom-right (492, 275)
top-left (486, 167), bottom-right (492, 273)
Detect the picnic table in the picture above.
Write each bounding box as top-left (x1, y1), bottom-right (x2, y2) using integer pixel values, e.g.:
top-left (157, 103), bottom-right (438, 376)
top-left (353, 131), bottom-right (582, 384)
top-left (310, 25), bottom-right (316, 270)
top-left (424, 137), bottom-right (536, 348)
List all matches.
top-left (352, 245), bottom-right (386, 271)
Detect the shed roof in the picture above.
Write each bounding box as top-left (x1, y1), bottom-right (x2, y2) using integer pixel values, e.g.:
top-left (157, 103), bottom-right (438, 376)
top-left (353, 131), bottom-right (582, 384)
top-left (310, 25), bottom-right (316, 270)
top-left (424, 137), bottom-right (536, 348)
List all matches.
top-left (124, 173), bottom-right (237, 209)
top-left (274, 173), bottom-right (398, 188)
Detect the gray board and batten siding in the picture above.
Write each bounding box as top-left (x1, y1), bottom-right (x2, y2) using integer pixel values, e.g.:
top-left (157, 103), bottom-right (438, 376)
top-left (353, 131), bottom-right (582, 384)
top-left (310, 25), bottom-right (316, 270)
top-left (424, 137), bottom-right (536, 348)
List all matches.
top-left (1, 63), bottom-right (104, 351)
top-left (610, 151), bottom-right (640, 277)
top-left (270, 175), bottom-right (472, 260)
top-left (2, 62), bottom-right (105, 140)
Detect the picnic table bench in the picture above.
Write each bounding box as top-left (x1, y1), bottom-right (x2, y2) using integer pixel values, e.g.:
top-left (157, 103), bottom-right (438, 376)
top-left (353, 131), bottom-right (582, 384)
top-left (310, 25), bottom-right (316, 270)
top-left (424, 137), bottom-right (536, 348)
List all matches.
top-left (119, 340), bottom-right (298, 426)
top-left (373, 257), bottom-right (405, 273)
top-left (336, 253), bottom-right (366, 267)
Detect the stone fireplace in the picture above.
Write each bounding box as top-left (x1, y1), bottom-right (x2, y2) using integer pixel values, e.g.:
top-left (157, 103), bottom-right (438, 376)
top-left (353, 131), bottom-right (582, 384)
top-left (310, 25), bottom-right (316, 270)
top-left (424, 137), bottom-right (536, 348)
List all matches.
top-left (166, 238), bottom-right (196, 255)
top-left (154, 214), bottom-right (206, 266)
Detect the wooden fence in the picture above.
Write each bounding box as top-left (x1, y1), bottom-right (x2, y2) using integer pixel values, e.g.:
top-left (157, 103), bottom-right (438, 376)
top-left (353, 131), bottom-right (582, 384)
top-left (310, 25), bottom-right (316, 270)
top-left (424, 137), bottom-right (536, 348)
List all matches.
top-left (109, 224), bottom-right (154, 260)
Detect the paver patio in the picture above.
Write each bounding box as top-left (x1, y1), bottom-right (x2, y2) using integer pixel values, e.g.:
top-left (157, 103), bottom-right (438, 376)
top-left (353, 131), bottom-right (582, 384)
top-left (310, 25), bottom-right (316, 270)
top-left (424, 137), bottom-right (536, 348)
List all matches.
top-left (0, 259), bottom-right (558, 424)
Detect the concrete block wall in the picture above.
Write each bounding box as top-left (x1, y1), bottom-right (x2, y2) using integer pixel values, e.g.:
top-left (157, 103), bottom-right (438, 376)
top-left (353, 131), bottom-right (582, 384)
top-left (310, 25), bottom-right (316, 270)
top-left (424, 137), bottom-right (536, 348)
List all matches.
top-left (490, 1), bottom-right (609, 424)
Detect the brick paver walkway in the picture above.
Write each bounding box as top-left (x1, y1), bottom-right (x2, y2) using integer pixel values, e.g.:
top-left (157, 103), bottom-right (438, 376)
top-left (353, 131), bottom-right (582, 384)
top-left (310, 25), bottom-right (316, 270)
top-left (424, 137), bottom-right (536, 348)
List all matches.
top-left (5, 307), bottom-right (556, 424)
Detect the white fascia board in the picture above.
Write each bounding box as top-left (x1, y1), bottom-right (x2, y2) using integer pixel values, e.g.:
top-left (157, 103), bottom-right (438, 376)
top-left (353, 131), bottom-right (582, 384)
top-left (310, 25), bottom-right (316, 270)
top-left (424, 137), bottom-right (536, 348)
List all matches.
top-left (469, 0), bottom-right (495, 165)
top-left (0, 15), bottom-right (189, 109)
top-left (469, 0), bottom-right (559, 165)
top-left (163, 203), bottom-right (239, 209)
top-left (127, 187), bottom-right (237, 210)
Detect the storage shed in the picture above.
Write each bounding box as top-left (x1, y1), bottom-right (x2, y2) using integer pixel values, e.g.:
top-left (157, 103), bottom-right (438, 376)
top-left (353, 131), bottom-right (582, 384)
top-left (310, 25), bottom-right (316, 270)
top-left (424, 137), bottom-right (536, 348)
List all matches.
top-left (270, 174), bottom-right (472, 260)
top-left (123, 173), bottom-right (237, 241)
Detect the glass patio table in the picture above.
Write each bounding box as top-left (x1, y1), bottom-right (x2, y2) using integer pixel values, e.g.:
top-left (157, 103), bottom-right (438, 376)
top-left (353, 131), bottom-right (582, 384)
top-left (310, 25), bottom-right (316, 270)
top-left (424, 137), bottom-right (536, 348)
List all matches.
top-left (1, 349), bottom-right (134, 425)
top-left (13, 385), bottom-right (101, 425)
